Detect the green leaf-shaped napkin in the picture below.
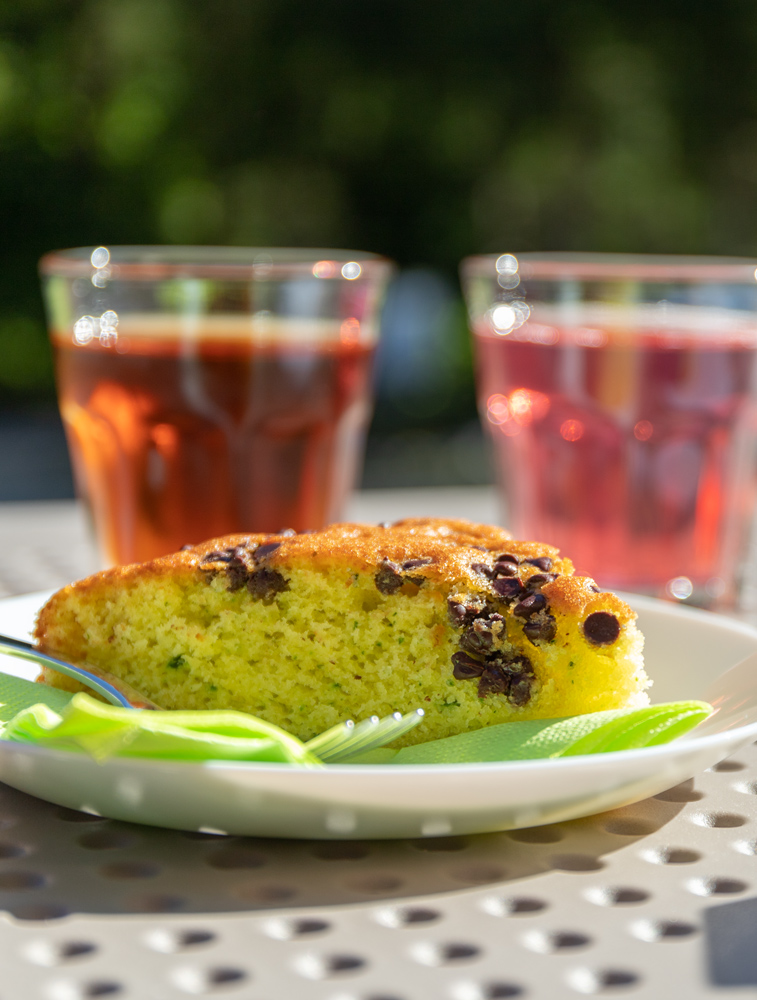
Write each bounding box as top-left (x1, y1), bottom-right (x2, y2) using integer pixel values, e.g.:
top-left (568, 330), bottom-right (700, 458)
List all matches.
top-left (0, 672), bottom-right (711, 765)
top-left (345, 702), bottom-right (713, 764)
top-left (0, 675), bottom-right (317, 765)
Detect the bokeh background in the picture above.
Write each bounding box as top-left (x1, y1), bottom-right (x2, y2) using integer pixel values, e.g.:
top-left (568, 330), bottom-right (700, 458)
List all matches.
top-left (1, 0), bottom-right (756, 499)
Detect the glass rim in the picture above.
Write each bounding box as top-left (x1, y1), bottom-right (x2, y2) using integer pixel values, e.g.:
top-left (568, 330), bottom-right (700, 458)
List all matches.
top-left (461, 251), bottom-right (757, 284)
top-left (39, 245), bottom-right (395, 281)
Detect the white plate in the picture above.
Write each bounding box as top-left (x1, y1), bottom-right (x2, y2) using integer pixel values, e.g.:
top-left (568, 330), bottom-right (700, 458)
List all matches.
top-left (1, 592), bottom-right (756, 840)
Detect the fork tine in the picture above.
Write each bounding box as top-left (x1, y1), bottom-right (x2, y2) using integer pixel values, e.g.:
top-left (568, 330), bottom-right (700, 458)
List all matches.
top-left (313, 709), bottom-right (424, 763)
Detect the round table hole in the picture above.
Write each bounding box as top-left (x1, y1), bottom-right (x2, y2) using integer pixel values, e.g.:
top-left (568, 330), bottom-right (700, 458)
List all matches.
top-left (711, 759), bottom-right (746, 772)
top-left (654, 782), bottom-right (703, 803)
top-left (206, 847), bottom-right (267, 869)
top-left (507, 826), bottom-right (564, 844)
top-left (144, 928), bottom-right (216, 953)
top-left (12, 902), bottom-right (70, 921)
top-left (567, 967), bottom-right (640, 993)
top-left (604, 819), bottom-right (658, 837)
top-left (170, 966), bottom-right (247, 993)
top-left (375, 906), bottom-right (441, 928)
top-left (524, 930), bottom-right (592, 953)
top-left (0, 842), bottom-right (26, 859)
top-left (451, 982), bottom-right (524, 999)
top-left (24, 939), bottom-right (97, 966)
top-left (733, 840), bottom-right (757, 856)
top-left (481, 896), bottom-right (547, 916)
top-left (0, 870), bottom-right (46, 890)
top-left (410, 836), bottom-right (469, 852)
top-left (632, 919), bottom-right (698, 941)
top-left (452, 865), bottom-right (507, 885)
top-left (691, 812), bottom-right (747, 829)
top-left (348, 875), bottom-right (404, 895)
top-left (687, 877), bottom-right (748, 896)
top-left (294, 952), bottom-right (367, 979)
top-left (550, 854), bottom-right (605, 873)
top-left (99, 862), bottom-right (159, 880)
top-left (584, 886), bottom-right (649, 906)
top-left (411, 941), bottom-right (481, 966)
top-left (47, 981), bottom-right (123, 998)
top-left (264, 917), bottom-right (331, 939)
top-left (311, 842), bottom-right (371, 860)
top-left (734, 781), bottom-right (757, 796)
top-left (77, 831), bottom-right (137, 851)
top-left (642, 847), bottom-right (701, 865)
top-left (237, 883), bottom-right (298, 903)
top-left (127, 893), bottom-right (186, 913)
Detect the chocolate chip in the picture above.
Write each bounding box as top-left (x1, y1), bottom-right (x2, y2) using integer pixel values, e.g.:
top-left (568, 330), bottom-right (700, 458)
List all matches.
top-left (448, 601), bottom-right (468, 624)
top-left (226, 557), bottom-right (251, 591)
top-left (583, 611), bottom-right (621, 645)
top-left (501, 653), bottom-right (534, 678)
top-left (493, 560), bottom-right (519, 578)
top-left (180, 544), bottom-right (194, 552)
top-left (470, 562), bottom-right (493, 579)
top-left (495, 553), bottom-right (520, 565)
top-left (254, 541), bottom-right (282, 561)
top-left (378, 521), bottom-right (392, 528)
top-left (526, 557), bottom-right (553, 572)
top-left (523, 614), bottom-right (557, 643)
top-left (247, 568), bottom-right (289, 601)
top-left (402, 558), bottom-right (433, 571)
top-left (589, 584), bottom-right (601, 593)
top-left (460, 625), bottom-right (493, 655)
top-left (375, 560), bottom-right (404, 595)
top-left (513, 593), bottom-right (547, 618)
top-left (201, 549), bottom-right (235, 563)
top-left (526, 573), bottom-right (557, 591)
top-left (278, 528), bottom-right (297, 536)
top-left (477, 652), bottom-right (534, 702)
top-left (509, 677), bottom-right (533, 706)
top-left (491, 577), bottom-right (524, 599)
top-left (477, 664), bottom-right (509, 696)
top-left (451, 652), bottom-right (484, 680)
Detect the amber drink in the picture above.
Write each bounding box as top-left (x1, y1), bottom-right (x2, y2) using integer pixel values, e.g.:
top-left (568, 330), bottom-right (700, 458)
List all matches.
top-left (41, 248), bottom-right (393, 565)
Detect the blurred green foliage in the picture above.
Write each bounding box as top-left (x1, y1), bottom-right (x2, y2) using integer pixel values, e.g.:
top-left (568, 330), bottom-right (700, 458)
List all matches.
top-left (1, 0), bottom-right (757, 412)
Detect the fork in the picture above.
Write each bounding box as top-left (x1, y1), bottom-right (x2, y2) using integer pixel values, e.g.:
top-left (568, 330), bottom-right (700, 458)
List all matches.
top-left (0, 634), bottom-right (161, 708)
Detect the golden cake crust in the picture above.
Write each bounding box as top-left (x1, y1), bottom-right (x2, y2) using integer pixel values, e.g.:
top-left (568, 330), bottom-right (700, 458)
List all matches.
top-left (40, 517), bottom-right (575, 609)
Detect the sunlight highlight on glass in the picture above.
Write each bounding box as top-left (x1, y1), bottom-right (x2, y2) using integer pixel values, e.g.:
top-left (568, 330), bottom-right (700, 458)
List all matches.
top-left (313, 260), bottom-right (337, 278)
top-left (634, 419), bottom-right (654, 441)
top-left (667, 576), bottom-right (694, 600)
top-left (560, 419), bottom-right (584, 442)
top-left (90, 247), bottom-right (110, 269)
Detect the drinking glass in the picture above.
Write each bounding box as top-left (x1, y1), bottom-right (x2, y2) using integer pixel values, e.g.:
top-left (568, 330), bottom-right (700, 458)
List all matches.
top-left (40, 246), bottom-right (394, 566)
top-left (461, 253), bottom-right (757, 608)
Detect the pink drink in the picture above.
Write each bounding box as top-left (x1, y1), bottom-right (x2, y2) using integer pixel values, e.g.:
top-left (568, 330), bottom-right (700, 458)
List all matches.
top-left (474, 321), bottom-right (757, 601)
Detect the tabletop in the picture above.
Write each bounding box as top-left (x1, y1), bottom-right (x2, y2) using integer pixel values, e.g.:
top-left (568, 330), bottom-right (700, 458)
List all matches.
top-left (0, 489), bottom-right (756, 999)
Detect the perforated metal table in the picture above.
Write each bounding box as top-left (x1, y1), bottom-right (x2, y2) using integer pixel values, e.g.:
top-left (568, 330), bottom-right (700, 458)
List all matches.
top-left (0, 490), bottom-right (755, 999)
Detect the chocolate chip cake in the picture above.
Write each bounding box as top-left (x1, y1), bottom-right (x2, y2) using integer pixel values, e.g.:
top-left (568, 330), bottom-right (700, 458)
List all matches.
top-left (34, 518), bottom-right (648, 746)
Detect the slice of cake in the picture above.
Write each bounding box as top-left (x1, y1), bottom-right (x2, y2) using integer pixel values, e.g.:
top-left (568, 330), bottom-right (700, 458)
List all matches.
top-left (34, 518), bottom-right (648, 746)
